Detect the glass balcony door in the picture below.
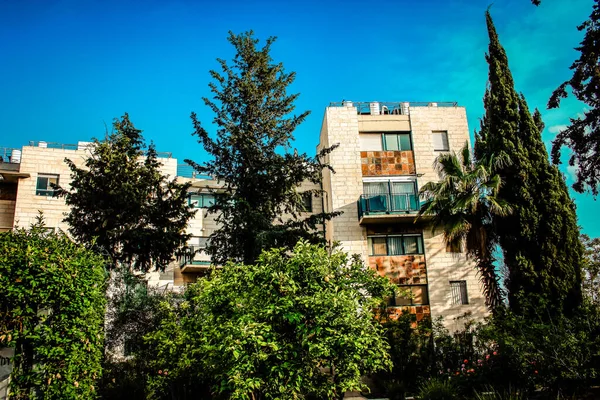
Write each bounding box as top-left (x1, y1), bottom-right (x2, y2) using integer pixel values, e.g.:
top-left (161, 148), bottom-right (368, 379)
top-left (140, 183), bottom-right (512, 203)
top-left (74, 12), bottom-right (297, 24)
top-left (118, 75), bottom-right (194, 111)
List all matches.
top-left (361, 181), bottom-right (418, 215)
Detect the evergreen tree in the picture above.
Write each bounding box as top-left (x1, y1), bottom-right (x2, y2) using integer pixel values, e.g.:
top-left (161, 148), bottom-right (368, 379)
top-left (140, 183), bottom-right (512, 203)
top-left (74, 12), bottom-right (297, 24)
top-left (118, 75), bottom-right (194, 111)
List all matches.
top-left (187, 31), bottom-right (338, 266)
top-left (548, 0), bottom-right (600, 196)
top-left (475, 11), bottom-right (584, 317)
top-left (61, 113), bottom-right (195, 272)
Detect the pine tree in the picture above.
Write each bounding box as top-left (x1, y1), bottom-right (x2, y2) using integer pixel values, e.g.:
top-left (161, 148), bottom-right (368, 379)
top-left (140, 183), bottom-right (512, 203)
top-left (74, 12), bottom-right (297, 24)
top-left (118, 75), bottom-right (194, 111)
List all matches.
top-left (61, 113), bottom-right (195, 272)
top-left (475, 11), bottom-right (584, 317)
top-left (187, 31), bottom-right (338, 266)
top-left (548, 0), bottom-right (600, 196)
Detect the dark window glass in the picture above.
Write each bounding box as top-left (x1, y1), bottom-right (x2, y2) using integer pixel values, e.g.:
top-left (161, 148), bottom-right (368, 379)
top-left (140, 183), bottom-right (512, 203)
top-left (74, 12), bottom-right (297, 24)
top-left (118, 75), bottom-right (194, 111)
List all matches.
top-left (450, 281), bottom-right (469, 305)
top-left (36, 174), bottom-right (59, 196)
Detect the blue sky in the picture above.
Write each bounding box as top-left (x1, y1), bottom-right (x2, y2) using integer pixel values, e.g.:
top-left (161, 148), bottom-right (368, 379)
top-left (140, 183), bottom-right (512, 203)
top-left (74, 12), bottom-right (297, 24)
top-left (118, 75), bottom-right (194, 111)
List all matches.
top-left (1, 0), bottom-right (597, 236)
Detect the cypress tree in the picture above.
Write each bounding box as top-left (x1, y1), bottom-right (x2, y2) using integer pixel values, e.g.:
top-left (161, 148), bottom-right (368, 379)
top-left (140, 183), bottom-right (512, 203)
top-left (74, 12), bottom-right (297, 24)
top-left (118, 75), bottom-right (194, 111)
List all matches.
top-left (475, 11), bottom-right (583, 318)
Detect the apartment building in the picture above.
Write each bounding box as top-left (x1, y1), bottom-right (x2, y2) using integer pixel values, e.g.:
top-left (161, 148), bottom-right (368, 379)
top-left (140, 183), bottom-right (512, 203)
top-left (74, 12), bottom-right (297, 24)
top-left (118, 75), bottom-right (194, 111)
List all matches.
top-left (0, 101), bottom-right (488, 329)
top-left (0, 142), bottom-right (321, 291)
top-left (318, 101), bottom-right (488, 329)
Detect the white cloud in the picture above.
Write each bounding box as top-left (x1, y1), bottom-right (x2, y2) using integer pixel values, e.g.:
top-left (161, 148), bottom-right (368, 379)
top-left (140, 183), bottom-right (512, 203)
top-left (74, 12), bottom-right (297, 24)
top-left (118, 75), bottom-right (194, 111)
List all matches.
top-left (548, 124), bottom-right (567, 134)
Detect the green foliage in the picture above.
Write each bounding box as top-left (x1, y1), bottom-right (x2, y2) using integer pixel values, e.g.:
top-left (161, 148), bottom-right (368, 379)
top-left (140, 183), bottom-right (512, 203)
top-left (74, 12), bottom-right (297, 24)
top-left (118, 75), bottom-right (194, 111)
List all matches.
top-left (0, 216), bottom-right (106, 399)
top-left (100, 275), bottom-right (185, 400)
top-left (418, 142), bottom-right (511, 310)
top-left (418, 378), bottom-right (458, 400)
top-left (60, 113), bottom-right (195, 272)
top-left (369, 313), bottom-right (435, 399)
top-left (581, 234), bottom-right (600, 305)
top-left (548, 0), bottom-right (600, 196)
top-left (146, 241), bottom-right (393, 399)
top-left (475, 11), bottom-right (584, 318)
top-left (430, 307), bottom-right (600, 398)
top-left (187, 31), bottom-right (339, 266)
top-left (472, 387), bottom-right (527, 400)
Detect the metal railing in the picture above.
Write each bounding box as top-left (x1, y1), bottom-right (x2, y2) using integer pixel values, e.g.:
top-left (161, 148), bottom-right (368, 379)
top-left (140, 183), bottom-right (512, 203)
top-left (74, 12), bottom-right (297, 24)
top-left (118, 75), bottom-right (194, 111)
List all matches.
top-left (178, 245), bottom-right (211, 267)
top-left (28, 141), bottom-right (78, 150)
top-left (358, 193), bottom-right (419, 219)
top-left (0, 147), bottom-right (20, 163)
top-left (329, 101), bottom-right (459, 116)
top-left (177, 164), bottom-right (212, 179)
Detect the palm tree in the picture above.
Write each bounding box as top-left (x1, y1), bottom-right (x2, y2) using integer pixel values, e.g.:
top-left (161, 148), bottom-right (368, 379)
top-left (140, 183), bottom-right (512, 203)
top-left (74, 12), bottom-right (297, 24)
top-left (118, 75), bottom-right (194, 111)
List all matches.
top-left (417, 142), bottom-right (511, 311)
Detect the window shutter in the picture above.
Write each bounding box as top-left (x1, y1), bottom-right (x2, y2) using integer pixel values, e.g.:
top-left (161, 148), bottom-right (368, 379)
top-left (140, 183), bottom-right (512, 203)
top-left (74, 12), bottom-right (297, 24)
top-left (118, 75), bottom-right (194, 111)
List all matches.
top-left (433, 131), bottom-right (449, 151)
top-left (359, 133), bottom-right (383, 151)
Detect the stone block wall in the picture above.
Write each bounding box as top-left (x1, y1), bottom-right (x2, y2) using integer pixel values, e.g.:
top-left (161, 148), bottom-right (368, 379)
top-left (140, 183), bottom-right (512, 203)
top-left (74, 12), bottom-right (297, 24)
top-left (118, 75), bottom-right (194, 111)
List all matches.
top-left (318, 106), bottom-right (368, 259)
top-left (360, 150), bottom-right (415, 176)
top-left (13, 145), bottom-right (178, 230)
top-left (0, 200), bottom-right (15, 231)
top-left (368, 255), bottom-right (427, 285)
top-left (409, 106), bottom-right (471, 191)
top-left (423, 227), bottom-right (488, 331)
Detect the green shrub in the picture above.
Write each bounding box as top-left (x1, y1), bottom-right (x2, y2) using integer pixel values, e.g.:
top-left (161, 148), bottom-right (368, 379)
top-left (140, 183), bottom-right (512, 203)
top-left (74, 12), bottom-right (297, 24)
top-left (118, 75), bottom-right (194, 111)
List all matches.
top-left (472, 387), bottom-right (527, 400)
top-left (418, 378), bottom-right (459, 400)
top-left (0, 216), bottom-right (106, 399)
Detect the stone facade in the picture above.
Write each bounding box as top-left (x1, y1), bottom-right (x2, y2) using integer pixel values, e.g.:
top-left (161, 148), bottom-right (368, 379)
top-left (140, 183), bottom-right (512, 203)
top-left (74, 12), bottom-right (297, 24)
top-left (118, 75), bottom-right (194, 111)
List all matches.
top-left (368, 255), bottom-right (427, 285)
top-left (360, 150), bottom-right (415, 176)
top-left (2, 102), bottom-right (488, 330)
top-left (319, 102), bottom-right (488, 330)
top-left (318, 106), bottom-right (369, 259)
top-left (0, 201), bottom-right (15, 231)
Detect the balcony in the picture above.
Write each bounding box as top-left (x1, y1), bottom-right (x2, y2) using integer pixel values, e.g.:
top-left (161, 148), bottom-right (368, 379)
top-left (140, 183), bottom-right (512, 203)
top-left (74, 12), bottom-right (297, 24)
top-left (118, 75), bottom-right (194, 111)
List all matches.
top-left (358, 193), bottom-right (419, 224)
top-left (178, 244), bottom-right (212, 274)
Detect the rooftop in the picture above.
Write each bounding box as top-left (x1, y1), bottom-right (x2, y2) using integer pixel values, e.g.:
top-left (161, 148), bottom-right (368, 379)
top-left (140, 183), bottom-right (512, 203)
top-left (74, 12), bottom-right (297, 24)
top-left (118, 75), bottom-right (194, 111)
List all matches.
top-left (328, 101), bottom-right (459, 116)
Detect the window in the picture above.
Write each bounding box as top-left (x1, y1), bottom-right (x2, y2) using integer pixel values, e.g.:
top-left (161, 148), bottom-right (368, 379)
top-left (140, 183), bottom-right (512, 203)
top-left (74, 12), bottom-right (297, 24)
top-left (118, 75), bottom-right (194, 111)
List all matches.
top-left (359, 133), bottom-right (383, 151)
top-left (390, 285), bottom-right (429, 306)
top-left (433, 131), bottom-right (450, 151)
top-left (189, 193), bottom-right (215, 208)
top-left (36, 174), bottom-right (59, 196)
top-left (450, 281), bottom-right (469, 305)
top-left (301, 192), bottom-right (313, 212)
top-left (0, 182), bottom-right (17, 200)
top-left (383, 132), bottom-right (412, 151)
top-left (189, 236), bottom-right (209, 249)
top-left (368, 234), bottom-right (424, 256)
top-left (361, 180), bottom-right (419, 213)
top-left (446, 240), bottom-right (463, 253)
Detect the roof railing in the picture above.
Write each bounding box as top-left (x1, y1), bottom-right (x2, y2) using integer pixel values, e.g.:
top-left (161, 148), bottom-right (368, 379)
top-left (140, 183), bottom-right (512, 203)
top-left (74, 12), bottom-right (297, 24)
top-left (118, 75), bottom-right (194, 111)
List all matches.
top-left (25, 141), bottom-right (172, 158)
top-left (177, 164), bottom-right (212, 179)
top-left (0, 147), bottom-right (20, 164)
top-left (328, 101), bottom-right (458, 116)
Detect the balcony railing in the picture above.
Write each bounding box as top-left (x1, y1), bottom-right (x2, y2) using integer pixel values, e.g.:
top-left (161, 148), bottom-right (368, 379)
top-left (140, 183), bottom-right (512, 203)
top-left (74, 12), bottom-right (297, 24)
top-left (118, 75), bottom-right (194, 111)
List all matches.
top-left (358, 193), bottom-right (419, 219)
top-left (178, 245), bottom-right (211, 268)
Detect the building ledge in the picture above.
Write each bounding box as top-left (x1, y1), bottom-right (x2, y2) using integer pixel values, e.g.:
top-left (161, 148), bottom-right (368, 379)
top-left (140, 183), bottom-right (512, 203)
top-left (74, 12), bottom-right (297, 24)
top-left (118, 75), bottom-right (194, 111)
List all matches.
top-left (181, 261), bottom-right (217, 274)
top-left (359, 212), bottom-right (426, 225)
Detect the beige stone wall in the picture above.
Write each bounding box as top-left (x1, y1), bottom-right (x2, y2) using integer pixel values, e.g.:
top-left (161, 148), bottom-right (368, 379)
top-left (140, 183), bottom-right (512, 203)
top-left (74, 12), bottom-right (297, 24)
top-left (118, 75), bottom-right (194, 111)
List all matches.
top-left (0, 200), bottom-right (16, 231)
top-left (12, 145), bottom-right (178, 288)
top-left (409, 106), bottom-right (471, 191)
top-left (13, 145), bottom-right (177, 230)
top-left (319, 104), bottom-right (488, 330)
top-left (318, 112), bottom-right (335, 245)
top-left (358, 114), bottom-right (411, 132)
top-left (13, 146), bottom-right (89, 230)
top-left (318, 106), bottom-right (368, 260)
top-left (424, 227), bottom-right (488, 331)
